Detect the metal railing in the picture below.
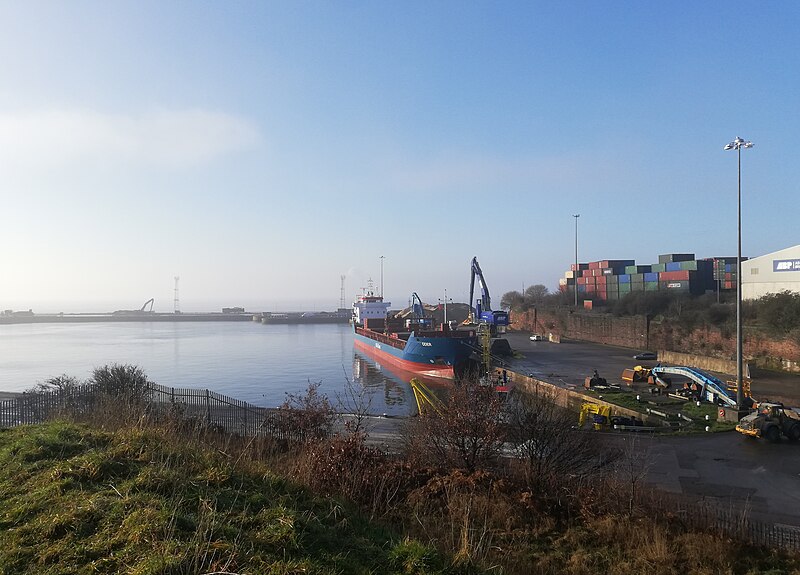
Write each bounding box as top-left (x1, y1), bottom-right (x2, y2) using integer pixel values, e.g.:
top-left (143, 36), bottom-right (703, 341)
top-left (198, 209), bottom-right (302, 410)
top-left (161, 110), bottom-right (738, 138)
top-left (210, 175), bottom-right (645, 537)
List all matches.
top-left (0, 382), bottom-right (302, 442)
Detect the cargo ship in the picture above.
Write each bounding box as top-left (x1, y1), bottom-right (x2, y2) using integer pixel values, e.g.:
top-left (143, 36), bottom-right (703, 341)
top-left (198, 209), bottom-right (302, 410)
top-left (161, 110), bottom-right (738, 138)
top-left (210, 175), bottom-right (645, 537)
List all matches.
top-left (352, 289), bottom-right (477, 379)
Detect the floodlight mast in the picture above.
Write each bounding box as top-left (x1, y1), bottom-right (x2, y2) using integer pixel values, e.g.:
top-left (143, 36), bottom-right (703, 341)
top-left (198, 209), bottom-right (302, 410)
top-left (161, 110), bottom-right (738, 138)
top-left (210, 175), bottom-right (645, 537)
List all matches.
top-left (724, 136), bottom-right (753, 410)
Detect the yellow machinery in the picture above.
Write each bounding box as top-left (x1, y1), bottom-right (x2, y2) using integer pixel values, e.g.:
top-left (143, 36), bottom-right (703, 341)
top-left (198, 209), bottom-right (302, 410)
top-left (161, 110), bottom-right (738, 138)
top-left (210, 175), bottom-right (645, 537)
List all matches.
top-left (410, 378), bottom-right (445, 416)
top-left (579, 402), bottom-right (611, 430)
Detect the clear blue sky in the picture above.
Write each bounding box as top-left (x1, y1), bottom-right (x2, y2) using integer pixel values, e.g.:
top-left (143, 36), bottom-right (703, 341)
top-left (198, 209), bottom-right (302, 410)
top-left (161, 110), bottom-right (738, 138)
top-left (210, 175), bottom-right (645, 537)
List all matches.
top-left (2, 1), bottom-right (798, 312)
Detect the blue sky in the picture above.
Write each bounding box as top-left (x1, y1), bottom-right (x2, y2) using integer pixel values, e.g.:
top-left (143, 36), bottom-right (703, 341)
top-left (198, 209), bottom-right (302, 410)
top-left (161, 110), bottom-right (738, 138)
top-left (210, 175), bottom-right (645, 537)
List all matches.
top-left (1, 2), bottom-right (798, 312)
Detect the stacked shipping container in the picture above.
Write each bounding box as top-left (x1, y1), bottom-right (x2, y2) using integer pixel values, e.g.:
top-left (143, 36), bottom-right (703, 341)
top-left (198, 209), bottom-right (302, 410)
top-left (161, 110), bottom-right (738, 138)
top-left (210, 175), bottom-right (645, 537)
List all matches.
top-left (560, 253), bottom-right (741, 303)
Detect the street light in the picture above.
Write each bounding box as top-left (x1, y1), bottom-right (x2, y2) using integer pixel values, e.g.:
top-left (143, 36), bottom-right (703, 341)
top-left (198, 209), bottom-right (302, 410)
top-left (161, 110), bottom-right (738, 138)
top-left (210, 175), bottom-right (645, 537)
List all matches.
top-left (573, 214), bottom-right (580, 306)
top-left (724, 136), bottom-right (754, 410)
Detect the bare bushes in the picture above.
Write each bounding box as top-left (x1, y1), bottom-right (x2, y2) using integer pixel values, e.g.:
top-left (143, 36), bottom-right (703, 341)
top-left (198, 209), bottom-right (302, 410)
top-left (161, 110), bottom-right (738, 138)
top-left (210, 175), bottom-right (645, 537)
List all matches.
top-left (504, 384), bottom-right (609, 494)
top-left (275, 381), bottom-right (336, 443)
top-left (404, 377), bottom-right (506, 473)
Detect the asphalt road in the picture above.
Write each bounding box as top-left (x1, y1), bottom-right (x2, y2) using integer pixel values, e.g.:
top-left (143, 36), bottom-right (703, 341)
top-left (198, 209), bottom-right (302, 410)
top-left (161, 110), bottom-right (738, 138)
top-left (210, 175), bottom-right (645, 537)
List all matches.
top-left (499, 331), bottom-right (800, 524)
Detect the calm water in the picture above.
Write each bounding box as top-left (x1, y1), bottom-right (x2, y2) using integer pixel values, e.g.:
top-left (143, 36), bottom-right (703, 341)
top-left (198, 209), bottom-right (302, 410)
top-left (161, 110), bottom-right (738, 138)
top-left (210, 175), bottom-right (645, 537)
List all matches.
top-left (0, 322), bottom-right (418, 415)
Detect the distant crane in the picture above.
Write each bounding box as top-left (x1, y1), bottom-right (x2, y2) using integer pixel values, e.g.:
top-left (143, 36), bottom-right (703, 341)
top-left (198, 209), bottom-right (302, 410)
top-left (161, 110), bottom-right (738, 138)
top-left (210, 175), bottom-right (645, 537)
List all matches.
top-left (174, 276), bottom-right (180, 314)
top-left (140, 298), bottom-right (154, 313)
top-left (340, 275), bottom-right (346, 309)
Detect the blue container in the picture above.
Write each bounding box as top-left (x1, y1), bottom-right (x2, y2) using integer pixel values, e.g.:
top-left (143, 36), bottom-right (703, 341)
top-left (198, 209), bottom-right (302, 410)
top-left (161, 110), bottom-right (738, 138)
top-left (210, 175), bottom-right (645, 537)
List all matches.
top-left (644, 272), bottom-right (659, 282)
top-left (618, 274), bottom-right (631, 283)
top-left (666, 262), bottom-right (682, 272)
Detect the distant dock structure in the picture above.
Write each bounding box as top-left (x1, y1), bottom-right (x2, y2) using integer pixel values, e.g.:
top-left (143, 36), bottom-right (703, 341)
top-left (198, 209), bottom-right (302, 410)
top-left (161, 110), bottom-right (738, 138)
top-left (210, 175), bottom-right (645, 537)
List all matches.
top-left (0, 307), bottom-right (350, 325)
top-left (256, 310), bottom-right (351, 325)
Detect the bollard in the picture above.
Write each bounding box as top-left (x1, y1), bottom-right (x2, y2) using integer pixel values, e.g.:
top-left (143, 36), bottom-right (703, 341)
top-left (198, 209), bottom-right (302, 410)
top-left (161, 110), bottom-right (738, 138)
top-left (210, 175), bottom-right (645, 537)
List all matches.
top-left (705, 414), bottom-right (709, 421)
top-left (705, 425), bottom-right (711, 432)
top-left (696, 401), bottom-right (701, 407)
top-left (636, 395), bottom-right (640, 402)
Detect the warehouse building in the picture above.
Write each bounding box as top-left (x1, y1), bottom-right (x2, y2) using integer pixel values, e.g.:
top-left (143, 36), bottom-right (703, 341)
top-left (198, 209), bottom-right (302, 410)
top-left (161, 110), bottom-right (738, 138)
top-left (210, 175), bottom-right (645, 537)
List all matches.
top-left (741, 245), bottom-right (800, 300)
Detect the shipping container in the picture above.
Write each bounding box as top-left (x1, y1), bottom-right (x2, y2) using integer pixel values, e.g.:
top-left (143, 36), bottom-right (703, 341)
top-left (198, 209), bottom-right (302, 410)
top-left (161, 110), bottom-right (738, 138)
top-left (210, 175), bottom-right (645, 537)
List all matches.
top-left (589, 261), bottom-right (601, 269)
top-left (582, 269), bottom-right (593, 277)
top-left (565, 270), bottom-right (575, 279)
top-left (630, 274), bottom-right (644, 282)
top-left (606, 275), bottom-right (619, 284)
top-left (559, 278), bottom-right (568, 286)
top-left (659, 270), bottom-right (691, 281)
top-left (571, 263), bottom-right (590, 271)
top-left (596, 276), bottom-right (607, 285)
top-left (618, 274), bottom-right (631, 283)
top-left (624, 265), bottom-right (652, 274)
top-left (644, 272), bottom-right (659, 282)
top-left (651, 263), bottom-right (666, 272)
top-left (659, 253), bottom-right (695, 264)
top-left (600, 259), bottom-right (635, 268)
top-left (660, 280), bottom-right (691, 292)
top-left (644, 282), bottom-right (660, 291)
top-left (665, 262), bottom-right (683, 272)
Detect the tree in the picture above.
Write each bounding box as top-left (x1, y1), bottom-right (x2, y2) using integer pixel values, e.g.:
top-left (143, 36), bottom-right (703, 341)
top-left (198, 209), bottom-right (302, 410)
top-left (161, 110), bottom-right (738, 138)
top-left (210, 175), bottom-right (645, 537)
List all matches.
top-left (524, 284), bottom-right (549, 305)
top-left (500, 290), bottom-right (525, 312)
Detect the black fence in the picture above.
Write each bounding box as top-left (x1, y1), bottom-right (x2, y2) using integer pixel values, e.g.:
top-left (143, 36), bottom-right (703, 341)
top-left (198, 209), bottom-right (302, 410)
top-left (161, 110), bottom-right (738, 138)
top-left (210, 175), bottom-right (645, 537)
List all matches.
top-left (0, 381), bottom-right (301, 442)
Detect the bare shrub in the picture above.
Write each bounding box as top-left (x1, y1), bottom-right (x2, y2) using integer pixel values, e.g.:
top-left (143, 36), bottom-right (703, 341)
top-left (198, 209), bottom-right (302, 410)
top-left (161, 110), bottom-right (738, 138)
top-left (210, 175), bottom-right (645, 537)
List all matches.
top-left (504, 384), bottom-right (610, 494)
top-left (404, 376), bottom-right (505, 473)
top-left (292, 433), bottom-right (407, 519)
top-left (275, 380), bottom-right (336, 444)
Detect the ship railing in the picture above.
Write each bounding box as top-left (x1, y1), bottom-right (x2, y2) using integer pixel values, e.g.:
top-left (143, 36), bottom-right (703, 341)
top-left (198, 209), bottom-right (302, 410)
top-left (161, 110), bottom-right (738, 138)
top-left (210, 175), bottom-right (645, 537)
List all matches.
top-left (355, 326), bottom-right (406, 350)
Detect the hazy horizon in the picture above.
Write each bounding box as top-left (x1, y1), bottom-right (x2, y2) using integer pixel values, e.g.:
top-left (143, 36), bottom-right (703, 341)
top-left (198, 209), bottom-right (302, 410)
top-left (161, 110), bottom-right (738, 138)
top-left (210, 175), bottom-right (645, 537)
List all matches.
top-left (3, 2), bottom-right (799, 309)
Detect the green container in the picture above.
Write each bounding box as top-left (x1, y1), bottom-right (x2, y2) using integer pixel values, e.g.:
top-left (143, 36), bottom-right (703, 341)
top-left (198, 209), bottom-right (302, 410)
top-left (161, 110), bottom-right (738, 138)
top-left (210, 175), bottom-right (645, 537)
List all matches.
top-left (651, 263), bottom-right (666, 272)
top-left (606, 276), bottom-right (619, 284)
top-left (645, 282), bottom-right (660, 291)
top-left (619, 284), bottom-right (632, 293)
top-left (679, 261), bottom-right (698, 271)
top-left (630, 283), bottom-right (644, 290)
top-left (631, 274), bottom-right (644, 282)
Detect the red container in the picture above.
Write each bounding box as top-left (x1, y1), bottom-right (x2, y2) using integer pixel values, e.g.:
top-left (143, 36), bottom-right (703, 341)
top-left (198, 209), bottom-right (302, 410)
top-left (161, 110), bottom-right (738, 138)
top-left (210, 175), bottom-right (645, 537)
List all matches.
top-left (586, 284), bottom-right (596, 293)
top-left (659, 270), bottom-right (690, 281)
top-left (589, 261), bottom-right (600, 269)
top-left (583, 270), bottom-right (593, 277)
top-left (596, 276), bottom-right (607, 285)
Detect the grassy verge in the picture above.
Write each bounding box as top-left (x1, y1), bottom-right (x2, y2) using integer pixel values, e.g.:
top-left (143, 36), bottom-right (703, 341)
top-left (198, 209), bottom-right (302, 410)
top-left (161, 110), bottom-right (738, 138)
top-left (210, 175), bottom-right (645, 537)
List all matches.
top-left (0, 422), bottom-right (447, 575)
top-left (1, 417), bottom-right (797, 574)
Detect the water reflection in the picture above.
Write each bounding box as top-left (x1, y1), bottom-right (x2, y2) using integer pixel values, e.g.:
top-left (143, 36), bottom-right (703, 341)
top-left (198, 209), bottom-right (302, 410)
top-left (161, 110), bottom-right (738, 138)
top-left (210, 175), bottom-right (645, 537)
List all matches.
top-left (351, 347), bottom-right (452, 415)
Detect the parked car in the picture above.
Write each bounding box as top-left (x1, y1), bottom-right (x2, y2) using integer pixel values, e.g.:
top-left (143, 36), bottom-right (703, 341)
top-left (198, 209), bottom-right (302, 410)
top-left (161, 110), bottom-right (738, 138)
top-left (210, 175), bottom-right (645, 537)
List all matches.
top-left (633, 351), bottom-right (657, 361)
top-left (529, 334), bottom-right (545, 341)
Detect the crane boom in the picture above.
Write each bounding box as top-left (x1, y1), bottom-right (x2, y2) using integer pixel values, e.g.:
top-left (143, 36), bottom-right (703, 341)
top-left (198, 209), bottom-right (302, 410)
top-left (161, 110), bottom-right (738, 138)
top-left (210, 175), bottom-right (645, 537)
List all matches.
top-left (468, 257), bottom-right (509, 334)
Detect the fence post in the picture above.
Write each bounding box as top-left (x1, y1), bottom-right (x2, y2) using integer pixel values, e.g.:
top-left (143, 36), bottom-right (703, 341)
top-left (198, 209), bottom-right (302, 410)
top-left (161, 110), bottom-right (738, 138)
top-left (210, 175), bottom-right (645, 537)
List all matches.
top-left (206, 389), bottom-right (211, 428)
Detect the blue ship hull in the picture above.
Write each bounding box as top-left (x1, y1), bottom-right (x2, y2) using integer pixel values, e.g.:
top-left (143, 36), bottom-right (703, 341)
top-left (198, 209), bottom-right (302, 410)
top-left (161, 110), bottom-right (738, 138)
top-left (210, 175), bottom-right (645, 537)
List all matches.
top-left (353, 326), bottom-right (476, 379)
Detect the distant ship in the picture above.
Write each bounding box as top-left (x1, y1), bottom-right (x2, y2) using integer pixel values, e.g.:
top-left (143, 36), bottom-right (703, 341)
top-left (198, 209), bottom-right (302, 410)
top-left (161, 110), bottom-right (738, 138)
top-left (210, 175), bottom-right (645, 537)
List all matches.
top-left (352, 288), bottom-right (476, 379)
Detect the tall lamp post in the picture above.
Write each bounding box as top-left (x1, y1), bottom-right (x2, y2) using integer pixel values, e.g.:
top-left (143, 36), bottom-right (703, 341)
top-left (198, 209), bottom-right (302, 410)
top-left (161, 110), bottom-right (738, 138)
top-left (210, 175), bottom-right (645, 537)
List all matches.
top-left (573, 214), bottom-right (580, 306)
top-left (724, 136), bottom-right (754, 410)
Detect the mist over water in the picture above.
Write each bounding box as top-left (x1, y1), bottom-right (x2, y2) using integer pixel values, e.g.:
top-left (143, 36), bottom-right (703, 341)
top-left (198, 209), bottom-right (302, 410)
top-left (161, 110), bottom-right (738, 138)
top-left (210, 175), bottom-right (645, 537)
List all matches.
top-left (0, 322), bottom-right (416, 415)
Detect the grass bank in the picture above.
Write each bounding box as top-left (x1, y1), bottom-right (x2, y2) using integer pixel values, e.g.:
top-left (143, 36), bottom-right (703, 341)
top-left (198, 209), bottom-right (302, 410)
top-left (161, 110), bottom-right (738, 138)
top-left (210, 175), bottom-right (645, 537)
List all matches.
top-left (0, 422), bottom-right (447, 575)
